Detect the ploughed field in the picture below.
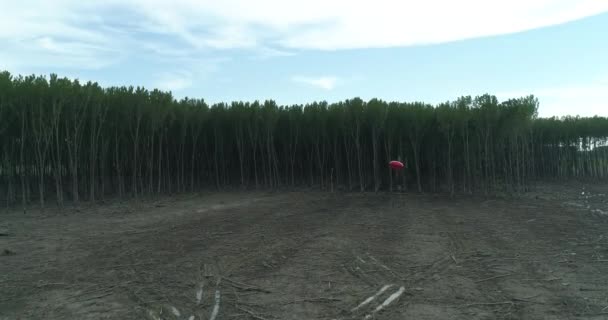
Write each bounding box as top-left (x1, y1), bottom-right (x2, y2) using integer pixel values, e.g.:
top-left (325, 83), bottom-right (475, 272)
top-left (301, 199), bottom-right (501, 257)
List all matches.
top-left (2, 183), bottom-right (608, 320)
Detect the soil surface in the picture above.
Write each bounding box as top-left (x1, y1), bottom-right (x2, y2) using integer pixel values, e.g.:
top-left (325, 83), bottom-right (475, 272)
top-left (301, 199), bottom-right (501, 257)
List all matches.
top-left (2, 183), bottom-right (608, 320)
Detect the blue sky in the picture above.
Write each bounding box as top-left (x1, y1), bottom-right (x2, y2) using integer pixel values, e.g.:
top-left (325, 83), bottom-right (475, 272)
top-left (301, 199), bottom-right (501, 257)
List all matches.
top-left (1, 0), bottom-right (607, 117)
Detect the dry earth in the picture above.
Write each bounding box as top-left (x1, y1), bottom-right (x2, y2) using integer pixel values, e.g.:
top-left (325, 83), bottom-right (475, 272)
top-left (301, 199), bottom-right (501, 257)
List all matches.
top-left (1, 183), bottom-right (608, 320)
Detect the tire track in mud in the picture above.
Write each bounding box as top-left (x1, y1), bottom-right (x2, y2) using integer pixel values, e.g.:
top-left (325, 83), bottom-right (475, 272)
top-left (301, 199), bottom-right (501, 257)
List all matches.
top-left (221, 194), bottom-right (390, 320)
top-left (230, 193), bottom-right (428, 320)
top-left (432, 197), bottom-right (608, 320)
top-left (204, 193), bottom-right (425, 320)
top-left (336, 195), bottom-right (603, 320)
top-left (432, 200), bottom-right (535, 320)
top-left (18, 193), bottom-right (320, 320)
top-left (382, 197), bottom-right (476, 319)
top-left (294, 194), bottom-right (460, 320)
top-left (6, 191), bottom-right (608, 320)
top-left (503, 200), bottom-right (608, 319)
top-left (119, 193), bottom-right (354, 320)
top-left (340, 195), bottom-right (495, 320)
top-left (368, 195), bottom-right (456, 283)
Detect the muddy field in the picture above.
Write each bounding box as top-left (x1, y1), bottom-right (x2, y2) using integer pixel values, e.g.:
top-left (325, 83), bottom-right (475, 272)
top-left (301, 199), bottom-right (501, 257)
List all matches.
top-left (2, 183), bottom-right (608, 320)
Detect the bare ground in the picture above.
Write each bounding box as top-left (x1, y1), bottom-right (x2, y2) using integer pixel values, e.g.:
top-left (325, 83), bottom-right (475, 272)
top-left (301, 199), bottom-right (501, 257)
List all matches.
top-left (2, 183), bottom-right (608, 320)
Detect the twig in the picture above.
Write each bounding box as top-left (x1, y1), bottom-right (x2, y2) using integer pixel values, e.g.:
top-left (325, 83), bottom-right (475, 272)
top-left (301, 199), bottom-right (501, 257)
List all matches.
top-left (577, 312), bottom-right (608, 317)
top-left (125, 228), bottom-right (160, 235)
top-left (35, 281), bottom-right (68, 288)
top-left (210, 231), bottom-right (234, 237)
top-left (475, 273), bottom-right (513, 283)
top-left (66, 281), bottom-right (134, 301)
top-left (109, 262), bottom-right (157, 268)
top-left (285, 297), bottom-right (341, 305)
top-left (366, 254), bottom-right (405, 279)
top-left (75, 291), bottom-right (114, 303)
top-left (521, 277), bottom-right (561, 281)
top-left (65, 286), bottom-right (113, 300)
top-left (228, 314), bottom-right (247, 318)
top-left (464, 301), bottom-right (515, 307)
top-left (223, 277), bottom-right (271, 293)
top-left (511, 295), bottom-right (545, 304)
top-left (579, 288), bottom-right (604, 291)
top-left (358, 269), bottom-right (383, 273)
top-left (209, 278), bottom-right (222, 320)
top-left (234, 305), bottom-right (270, 320)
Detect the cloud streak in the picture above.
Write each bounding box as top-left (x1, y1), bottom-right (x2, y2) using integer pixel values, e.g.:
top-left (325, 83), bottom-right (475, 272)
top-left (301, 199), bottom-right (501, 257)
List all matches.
top-left (3, 1), bottom-right (607, 54)
top-left (292, 76), bottom-right (339, 90)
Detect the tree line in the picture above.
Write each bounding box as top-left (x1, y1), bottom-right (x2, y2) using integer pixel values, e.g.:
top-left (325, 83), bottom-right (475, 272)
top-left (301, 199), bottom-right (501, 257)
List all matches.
top-left (1, 71), bottom-right (607, 207)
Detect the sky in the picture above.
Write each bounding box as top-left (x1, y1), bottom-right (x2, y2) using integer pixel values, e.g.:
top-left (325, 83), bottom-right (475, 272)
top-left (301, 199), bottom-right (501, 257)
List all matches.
top-left (1, 0), bottom-right (608, 118)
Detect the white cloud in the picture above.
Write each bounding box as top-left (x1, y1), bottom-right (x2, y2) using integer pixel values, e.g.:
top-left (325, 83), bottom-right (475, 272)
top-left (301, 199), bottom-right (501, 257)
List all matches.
top-left (121, 0), bottom-right (608, 50)
top-left (250, 47), bottom-right (296, 60)
top-left (496, 81), bottom-right (608, 118)
top-left (292, 76), bottom-right (339, 90)
top-left (2, 0), bottom-right (608, 97)
top-left (278, 0), bottom-right (608, 50)
top-left (155, 71), bottom-right (194, 91)
top-left (2, 0), bottom-right (606, 56)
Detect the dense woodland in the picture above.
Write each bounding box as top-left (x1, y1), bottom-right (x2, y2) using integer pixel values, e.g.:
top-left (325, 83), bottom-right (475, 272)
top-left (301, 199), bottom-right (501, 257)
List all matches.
top-left (1, 71), bottom-right (608, 207)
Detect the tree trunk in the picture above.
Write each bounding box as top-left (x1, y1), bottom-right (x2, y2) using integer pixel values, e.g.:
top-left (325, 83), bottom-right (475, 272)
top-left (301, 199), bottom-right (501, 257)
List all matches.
top-left (20, 111), bottom-right (27, 211)
top-left (447, 132), bottom-right (454, 196)
top-left (372, 127), bottom-right (380, 192)
top-left (410, 138), bottom-right (422, 193)
top-left (157, 130), bottom-right (163, 194)
top-left (384, 133), bottom-right (392, 192)
top-left (190, 129), bottom-right (200, 191)
top-left (354, 122), bottom-right (364, 192)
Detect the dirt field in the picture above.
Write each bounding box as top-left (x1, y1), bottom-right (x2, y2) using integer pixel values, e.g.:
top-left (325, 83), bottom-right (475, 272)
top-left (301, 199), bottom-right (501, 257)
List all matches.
top-left (2, 183), bottom-right (608, 320)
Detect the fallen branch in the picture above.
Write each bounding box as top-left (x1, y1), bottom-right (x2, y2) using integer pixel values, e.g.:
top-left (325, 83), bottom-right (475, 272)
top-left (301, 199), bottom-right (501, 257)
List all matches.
top-left (464, 301), bottom-right (515, 307)
top-left (521, 277), bottom-right (561, 281)
top-left (366, 254), bottom-right (405, 280)
top-left (363, 287), bottom-right (406, 320)
top-left (511, 297), bottom-right (545, 305)
top-left (209, 288), bottom-right (221, 320)
top-left (352, 285), bottom-right (394, 312)
top-left (223, 277), bottom-right (271, 293)
top-left (475, 274), bottom-right (513, 283)
top-left (196, 282), bottom-right (204, 305)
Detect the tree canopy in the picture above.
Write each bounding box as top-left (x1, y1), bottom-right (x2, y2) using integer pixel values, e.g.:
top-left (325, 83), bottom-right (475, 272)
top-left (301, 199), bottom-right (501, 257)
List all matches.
top-left (1, 71), bottom-right (607, 207)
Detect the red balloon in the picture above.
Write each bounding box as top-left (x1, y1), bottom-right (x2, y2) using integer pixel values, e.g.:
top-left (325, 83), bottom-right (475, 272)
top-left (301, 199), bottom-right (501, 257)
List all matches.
top-left (389, 160), bottom-right (404, 170)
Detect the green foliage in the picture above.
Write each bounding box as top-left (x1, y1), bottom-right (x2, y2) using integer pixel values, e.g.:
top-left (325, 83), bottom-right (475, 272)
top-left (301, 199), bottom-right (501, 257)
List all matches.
top-left (1, 71), bottom-right (607, 206)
